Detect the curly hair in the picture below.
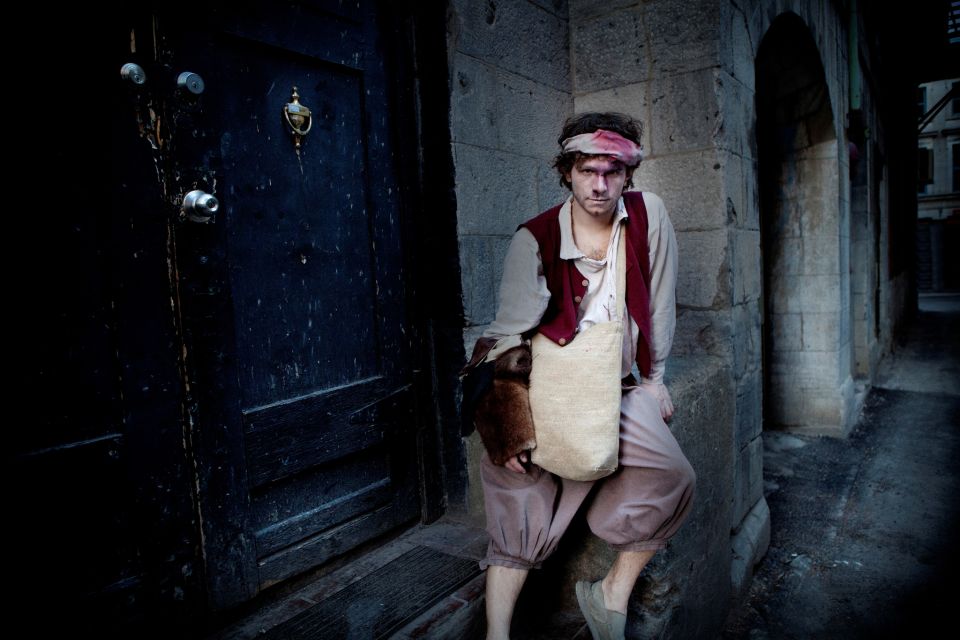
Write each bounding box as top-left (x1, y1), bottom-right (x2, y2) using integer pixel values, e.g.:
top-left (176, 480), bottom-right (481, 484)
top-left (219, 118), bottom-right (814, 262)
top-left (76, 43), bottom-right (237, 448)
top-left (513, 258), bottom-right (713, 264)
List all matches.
top-left (552, 112), bottom-right (644, 190)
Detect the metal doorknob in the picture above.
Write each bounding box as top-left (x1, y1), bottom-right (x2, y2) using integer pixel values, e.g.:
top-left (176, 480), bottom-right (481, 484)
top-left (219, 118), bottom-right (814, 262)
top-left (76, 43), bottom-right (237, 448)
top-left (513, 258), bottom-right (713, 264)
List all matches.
top-left (177, 71), bottom-right (205, 95)
top-left (120, 62), bottom-right (146, 85)
top-left (181, 190), bottom-right (219, 223)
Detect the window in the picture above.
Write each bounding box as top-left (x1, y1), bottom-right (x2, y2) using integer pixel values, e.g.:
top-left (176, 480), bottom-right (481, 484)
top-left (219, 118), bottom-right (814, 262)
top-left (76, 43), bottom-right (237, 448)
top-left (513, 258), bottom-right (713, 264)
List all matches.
top-left (950, 1), bottom-right (960, 45)
top-left (919, 147), bottom-right (934, 193)
top-left (953, 81), bottom-right (960, 116)
top-left (953, 143), bottom-right (959, 193)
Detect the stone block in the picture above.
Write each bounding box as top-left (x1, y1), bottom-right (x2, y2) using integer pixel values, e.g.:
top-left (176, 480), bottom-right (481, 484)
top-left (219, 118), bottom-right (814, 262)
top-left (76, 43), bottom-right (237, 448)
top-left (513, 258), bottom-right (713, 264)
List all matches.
top-left (770, 196), bottom-right (804, 238)
top-left (769, 312), bottom-right (801, 353)
top-left (450, 52), bottom-right (573, 159)
top-left (850, 239), bottom-right (870, 292)
top-left (458, 234), bottom-right (511, 326)
top-left (450, 54), bottom-right (499, 149)
top-left (719, 0), bottom-right (757, 90)
top-left (537, 163), bottom-right (570, 212)
top-left (734, 369), bottom-right (763, 449)
top-left (732, 435), bottom-right (764, 525)
top-left (714, 69), bottom-right (755, 159)
top-left (771, 236), bottom-right (802, 276)
top-left (765, 379), bottom-right (804, 427)
top-left (730, 496), bottom-right (770, 597)
top-left (802, 390), bottom-right (841, 426)
top-left (801, 311), bottom-right (838, 352)
top-left (645, 0), bottom-right (720, 77)
top-left (649, 68), bottom-right (720, 156)
top-left (801, 234), bottom-right (839, 275)
top-left (450, 0), bottom-right (570, 92)
top-left (772, 274), bottom-right (840, 315)
top-left (633, 150), bottom-right (725, 231)
top-left (794, 171), bottom-right (840, 241)
top-left (719, 148), bottom-right (745, 227)
top-left (672, 308), bottom-right (731, 358)
top-left (575, 81), bottom-right (648, 122)
top-left (731, 299), bottom-right (761, 377)
top-left (798, 197), bottom-right (840, 238)
top-left (571, 6), bottom-right (648, 93)
top-left (796, 274), bottom-right (842, 313)
top-left (838, 331), bottom-right (852, 381)
top-left (569, 0), bottom-right (638, 21)
top-left (732, 229), bottom-right (762, 304)
top-left (676, 229), bottom-right (730, 308)
top-left (744, 156), bottom-right (760, 225)
top-left (719, 150), bottom-right (759, 231)
top-left (770, 349), bottom-right (839, 388)
top-left (453, 144), bottom-right (540, 236)
top-left (767, 273), bottom-right (796, 314)
top-left (529, 0), bottom-right (569, 18)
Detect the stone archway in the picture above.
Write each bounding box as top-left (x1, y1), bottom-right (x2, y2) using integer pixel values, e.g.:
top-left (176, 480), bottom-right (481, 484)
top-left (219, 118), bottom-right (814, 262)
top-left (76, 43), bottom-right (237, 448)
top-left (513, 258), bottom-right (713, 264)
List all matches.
top-left (756, 13), bottom-right (853, 435)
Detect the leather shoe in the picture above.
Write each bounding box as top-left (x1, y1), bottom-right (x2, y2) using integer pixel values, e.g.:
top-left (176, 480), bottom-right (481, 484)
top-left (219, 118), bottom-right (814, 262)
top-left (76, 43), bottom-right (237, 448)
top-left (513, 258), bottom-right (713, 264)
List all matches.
top-left (575, 580), bottom-right (626, 640)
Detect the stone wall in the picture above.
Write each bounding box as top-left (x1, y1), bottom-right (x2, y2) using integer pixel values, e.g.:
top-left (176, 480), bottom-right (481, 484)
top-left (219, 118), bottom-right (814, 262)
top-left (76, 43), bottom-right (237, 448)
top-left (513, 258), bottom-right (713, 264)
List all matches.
top-left (446, 0), bottom-right (911, 636)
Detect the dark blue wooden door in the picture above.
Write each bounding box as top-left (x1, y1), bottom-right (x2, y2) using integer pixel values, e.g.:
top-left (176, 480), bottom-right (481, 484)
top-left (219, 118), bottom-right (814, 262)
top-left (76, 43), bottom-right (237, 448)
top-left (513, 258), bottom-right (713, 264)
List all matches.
top-left (155, 1), bottom-right (422, 608)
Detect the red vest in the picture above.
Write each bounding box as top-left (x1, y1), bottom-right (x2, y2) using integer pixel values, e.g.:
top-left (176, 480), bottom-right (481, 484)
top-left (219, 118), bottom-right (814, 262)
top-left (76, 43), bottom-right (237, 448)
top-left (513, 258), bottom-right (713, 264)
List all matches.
top-left (519, 191), bottom-right (653, 377)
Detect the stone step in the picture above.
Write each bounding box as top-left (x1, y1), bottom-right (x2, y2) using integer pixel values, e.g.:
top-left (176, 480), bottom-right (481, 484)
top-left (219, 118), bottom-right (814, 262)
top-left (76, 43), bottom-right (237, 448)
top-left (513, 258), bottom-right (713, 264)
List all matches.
top-left (206, 518), bottom-right (490, 640)
top-left (205, 515), bottom-right (600, 639)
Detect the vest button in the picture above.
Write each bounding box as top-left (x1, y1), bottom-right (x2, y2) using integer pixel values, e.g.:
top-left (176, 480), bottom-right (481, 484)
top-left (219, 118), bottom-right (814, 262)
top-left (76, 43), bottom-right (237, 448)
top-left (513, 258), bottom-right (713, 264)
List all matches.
top-left (581, 279), bottom-right (589, 287)
top-left (558, 337), bottom-right (567, 346)
top-left (574, 295), bottom-right (582, 304)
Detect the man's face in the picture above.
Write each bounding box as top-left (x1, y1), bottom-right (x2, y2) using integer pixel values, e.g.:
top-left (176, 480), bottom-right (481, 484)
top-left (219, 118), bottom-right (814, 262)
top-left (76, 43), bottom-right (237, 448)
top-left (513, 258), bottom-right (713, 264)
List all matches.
top-left (565, 155), bottom-right (630, 219)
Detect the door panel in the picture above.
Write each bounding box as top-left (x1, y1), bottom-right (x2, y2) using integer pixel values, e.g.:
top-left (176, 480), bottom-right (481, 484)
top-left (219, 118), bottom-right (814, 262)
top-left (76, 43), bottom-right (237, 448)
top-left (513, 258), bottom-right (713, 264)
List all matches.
top-left (151, 0), bottom-right (422, 606)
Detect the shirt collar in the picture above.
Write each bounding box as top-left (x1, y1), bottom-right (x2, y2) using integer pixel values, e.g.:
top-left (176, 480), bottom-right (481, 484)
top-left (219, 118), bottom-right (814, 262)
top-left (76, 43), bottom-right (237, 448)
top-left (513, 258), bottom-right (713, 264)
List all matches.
top-left (558, 195), bottom-right (629, 260)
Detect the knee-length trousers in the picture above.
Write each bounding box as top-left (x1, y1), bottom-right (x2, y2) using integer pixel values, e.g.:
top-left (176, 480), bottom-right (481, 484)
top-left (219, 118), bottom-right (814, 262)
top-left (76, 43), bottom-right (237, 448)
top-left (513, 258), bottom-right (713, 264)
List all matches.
top-left (479, 382), bottom-right (697, 570)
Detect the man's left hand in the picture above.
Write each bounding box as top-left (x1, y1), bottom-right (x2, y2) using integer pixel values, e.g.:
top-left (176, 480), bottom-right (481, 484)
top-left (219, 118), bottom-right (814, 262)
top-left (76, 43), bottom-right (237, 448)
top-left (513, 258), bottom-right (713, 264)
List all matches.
top-left (641, 382), bottom-right (674, 421)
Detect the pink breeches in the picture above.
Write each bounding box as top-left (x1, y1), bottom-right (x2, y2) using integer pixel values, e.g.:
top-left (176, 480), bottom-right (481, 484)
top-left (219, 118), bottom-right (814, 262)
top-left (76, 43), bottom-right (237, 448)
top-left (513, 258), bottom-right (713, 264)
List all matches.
top-left (479, 383), bottom-right (696, 569)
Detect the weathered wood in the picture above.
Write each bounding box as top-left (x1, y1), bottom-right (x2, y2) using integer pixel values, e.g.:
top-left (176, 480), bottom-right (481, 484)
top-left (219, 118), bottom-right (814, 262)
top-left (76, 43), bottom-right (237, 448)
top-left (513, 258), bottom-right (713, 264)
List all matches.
top-left (244, 381), bottom-right (413, 486)
top-left (159, 0), bottom-right (427, 611)
top-left (257, 489), bottom-right (418, 588)
top-left (254, 477), bottom-right (392, 555)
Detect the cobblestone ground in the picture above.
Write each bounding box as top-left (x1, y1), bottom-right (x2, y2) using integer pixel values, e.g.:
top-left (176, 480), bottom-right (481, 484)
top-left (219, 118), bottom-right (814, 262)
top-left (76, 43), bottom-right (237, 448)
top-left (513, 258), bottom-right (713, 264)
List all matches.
top-left (723, 295), bottom-right (960, 640)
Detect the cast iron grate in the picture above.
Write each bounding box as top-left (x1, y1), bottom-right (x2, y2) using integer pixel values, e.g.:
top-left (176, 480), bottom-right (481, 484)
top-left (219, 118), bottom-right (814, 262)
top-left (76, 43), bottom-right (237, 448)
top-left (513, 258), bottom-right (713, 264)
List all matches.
top-left (260, 546), bottom-right (481, 639)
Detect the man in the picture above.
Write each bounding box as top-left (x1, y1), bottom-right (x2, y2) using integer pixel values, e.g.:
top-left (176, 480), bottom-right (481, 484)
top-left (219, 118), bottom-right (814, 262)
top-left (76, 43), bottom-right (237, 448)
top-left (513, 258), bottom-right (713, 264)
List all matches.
top-left (462, 112), bottom-right (696, 640)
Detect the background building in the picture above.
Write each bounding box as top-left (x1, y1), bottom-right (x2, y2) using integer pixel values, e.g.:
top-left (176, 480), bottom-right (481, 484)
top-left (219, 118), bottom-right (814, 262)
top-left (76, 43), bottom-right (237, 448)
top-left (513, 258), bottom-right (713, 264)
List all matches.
top-left (917, 78), bottom-right (960, 291)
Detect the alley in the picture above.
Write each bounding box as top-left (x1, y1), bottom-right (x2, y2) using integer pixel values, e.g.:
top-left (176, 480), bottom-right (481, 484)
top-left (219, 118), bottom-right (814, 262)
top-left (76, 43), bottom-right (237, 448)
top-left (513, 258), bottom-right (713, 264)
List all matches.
top-left (723, 294), bottom-right (960, 639)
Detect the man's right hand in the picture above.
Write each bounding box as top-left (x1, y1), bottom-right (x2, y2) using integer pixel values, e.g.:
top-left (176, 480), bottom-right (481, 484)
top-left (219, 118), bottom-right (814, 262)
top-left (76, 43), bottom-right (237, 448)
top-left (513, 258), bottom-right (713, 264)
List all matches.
top-left (503, 450), bottom-right (530, 474)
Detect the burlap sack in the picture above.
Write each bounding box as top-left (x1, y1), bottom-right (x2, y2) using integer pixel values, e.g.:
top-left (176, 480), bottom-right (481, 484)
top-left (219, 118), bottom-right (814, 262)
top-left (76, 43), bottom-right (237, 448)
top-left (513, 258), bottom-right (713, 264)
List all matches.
top-left (528, 237), bottom-right (625, 481)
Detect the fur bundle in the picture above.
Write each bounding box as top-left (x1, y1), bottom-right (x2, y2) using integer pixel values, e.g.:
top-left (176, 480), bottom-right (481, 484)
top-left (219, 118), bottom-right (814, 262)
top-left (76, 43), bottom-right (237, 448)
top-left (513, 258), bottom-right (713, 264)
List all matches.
top-left (473, 344), bottom-right (537, 465)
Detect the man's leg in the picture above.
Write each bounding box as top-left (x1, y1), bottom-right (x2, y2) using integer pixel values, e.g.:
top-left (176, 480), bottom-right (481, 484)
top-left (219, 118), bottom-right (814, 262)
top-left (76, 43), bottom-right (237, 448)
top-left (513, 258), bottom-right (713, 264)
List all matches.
top-left (600, 549), bottom-right (657, 614)
top-left (479, 453), bottom-right (595, 639)
top-left (580, 385), bottom-right (696, 630)
top-left (485, 565), bottom-right (529, 640)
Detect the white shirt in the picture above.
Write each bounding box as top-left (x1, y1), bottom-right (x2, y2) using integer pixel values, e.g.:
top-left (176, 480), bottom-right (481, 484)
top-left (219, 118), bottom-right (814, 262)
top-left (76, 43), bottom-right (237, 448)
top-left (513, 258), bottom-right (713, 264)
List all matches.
top-left (482, 191), bottom-right (678, 383)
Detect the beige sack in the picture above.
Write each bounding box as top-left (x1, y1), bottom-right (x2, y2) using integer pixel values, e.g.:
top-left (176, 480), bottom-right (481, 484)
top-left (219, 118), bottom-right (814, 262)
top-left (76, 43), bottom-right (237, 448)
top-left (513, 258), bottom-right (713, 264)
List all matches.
top-left (528, 237), bottom-right (626, 481)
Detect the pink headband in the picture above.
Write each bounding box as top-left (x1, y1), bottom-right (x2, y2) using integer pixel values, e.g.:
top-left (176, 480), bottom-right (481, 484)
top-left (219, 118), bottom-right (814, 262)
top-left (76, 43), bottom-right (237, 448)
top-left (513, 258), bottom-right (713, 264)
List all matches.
top-left (561, 129), bottom-right (644, 165)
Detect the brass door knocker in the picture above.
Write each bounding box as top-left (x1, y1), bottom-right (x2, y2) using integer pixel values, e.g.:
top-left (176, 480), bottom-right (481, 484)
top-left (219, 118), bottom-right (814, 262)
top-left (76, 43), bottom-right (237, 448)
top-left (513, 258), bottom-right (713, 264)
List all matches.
top-left (283, 86), bottom-right (313, 150)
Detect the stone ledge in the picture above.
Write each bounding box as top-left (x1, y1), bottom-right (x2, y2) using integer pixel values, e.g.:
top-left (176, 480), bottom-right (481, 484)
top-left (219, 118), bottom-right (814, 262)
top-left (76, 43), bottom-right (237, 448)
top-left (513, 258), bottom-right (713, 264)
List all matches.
top-left (730, 496), bottom-right (771, 599)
